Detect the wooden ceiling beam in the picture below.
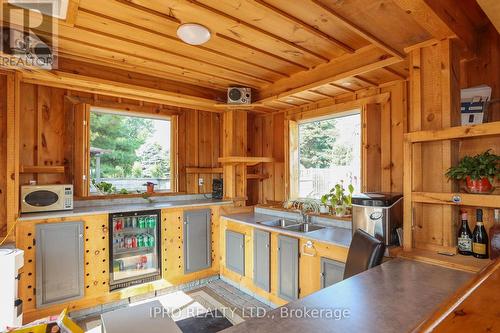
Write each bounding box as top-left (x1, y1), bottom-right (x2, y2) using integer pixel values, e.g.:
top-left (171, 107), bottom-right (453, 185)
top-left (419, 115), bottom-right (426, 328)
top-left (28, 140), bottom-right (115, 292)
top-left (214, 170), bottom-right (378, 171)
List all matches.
top-left (309, 0), bottom-right (405, 59)
top-left (185, 0), bottom-right (329, 63)
top-left (20, 70), bottom-right (222, 112)
top-left (329, 83), bottom-right (355, 93)
top-left (382, 66), bottom-right (408, 80)
top-left (55, 56), bottom-right (225, 100)
top-left (392, 0), bottom-right (483, 54)
top-left (353, 75), bottom-right (378, 87)
top-left (253, 0), bottom-right (354, 54)
top-left (307, 90), bottom-right (335, 98)
top-left (256, 45), bottom-right (402, 103)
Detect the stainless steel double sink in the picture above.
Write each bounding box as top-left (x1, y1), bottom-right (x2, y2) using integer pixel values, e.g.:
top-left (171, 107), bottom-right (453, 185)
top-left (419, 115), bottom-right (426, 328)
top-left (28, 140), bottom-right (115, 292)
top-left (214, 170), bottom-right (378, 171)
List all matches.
top-left (257, 218), bottom-right (325, 233)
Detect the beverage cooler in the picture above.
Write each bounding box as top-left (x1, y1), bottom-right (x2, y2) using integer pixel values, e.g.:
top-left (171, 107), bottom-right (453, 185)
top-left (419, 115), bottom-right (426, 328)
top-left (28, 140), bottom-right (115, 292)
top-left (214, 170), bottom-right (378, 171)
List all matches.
top-left (109, 210), bottom-right (162, 291)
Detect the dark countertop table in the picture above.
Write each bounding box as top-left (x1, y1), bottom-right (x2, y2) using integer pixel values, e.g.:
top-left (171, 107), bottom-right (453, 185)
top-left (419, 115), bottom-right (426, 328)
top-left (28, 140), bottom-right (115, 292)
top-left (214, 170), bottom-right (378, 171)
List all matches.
top-left (223, 259), bottom-right (473, 333)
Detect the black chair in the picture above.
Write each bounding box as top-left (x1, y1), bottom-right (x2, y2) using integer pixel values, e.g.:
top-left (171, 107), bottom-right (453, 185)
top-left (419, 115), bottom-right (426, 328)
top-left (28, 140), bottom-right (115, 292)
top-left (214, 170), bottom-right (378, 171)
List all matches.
top-left (343, 229), bottom-right (385, 279)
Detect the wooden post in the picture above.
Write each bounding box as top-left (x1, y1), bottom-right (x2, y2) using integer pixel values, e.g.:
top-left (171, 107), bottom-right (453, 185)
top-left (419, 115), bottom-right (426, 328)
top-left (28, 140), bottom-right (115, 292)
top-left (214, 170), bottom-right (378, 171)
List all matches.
top-left (405, 38), bottom-right (461, 253)
top-left (5, 72), bottom-right (21, 241)
top-left (222, 109), bottom-right (248, 206)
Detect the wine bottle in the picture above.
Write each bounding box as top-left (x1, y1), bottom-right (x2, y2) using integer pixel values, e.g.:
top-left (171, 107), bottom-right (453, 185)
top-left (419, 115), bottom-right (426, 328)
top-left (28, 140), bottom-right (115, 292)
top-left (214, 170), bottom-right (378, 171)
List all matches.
top-left (489, 209), bottom-right (500, 260)
top-left (472, 209), bottom-right (489, 259)
top-left (457, 211), bottom-right (473, 255)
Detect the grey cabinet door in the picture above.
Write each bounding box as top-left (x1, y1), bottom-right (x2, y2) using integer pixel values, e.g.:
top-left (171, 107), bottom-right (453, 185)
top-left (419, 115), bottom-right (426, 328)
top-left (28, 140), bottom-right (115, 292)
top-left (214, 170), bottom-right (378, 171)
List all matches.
top-left (253, 229), bottom-right (270, 292)
top-left (36, 222), bottom-right (84, 307)
top-left (320, 257), bottom-right (345, 288)
top-left (184, 209), bottom-right (212, 273)
top-left (225, 230), bottom-right (245, 276)
top-left (278, 235), bottom-right (299, 301)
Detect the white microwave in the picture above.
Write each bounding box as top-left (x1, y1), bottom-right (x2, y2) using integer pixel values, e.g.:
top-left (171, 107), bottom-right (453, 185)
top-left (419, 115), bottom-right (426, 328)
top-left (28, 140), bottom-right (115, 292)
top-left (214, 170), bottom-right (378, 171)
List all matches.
top-left (21, 185), bottom-right (73, 213)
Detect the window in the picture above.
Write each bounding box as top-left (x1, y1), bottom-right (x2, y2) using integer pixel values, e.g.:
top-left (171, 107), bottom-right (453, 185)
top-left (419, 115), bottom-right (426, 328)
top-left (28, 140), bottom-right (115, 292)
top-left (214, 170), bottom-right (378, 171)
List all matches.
top-left (297, 112), bottom-right (361, 198)
top-left (89, 108), bottom-right (172, 195)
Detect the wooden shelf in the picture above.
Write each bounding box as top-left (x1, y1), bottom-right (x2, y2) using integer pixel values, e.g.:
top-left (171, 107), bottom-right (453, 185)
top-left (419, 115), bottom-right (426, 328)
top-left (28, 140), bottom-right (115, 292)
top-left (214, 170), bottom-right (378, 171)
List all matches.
top-left (412, 192), bottom-right (500, 208)
top-left (218, 156), bottom-right (275, 166)
top-left (20, 166), bottom-right (65, 174)
top-left (398, 248), bottom-right (491, 273)
top-left (247, 173), bottom-right (268, 180)
top-left (185, 167), bottom-right (223, 174)
top-left (405, 121), bottom-right (500, 143)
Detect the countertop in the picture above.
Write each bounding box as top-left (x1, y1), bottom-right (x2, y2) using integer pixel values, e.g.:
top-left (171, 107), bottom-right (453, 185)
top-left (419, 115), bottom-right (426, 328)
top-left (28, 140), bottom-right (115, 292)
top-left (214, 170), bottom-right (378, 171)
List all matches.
top-left (417, 260), bottom-right (499, 332)
top-left (19, 199), bottom-right (232, 221)
top-left (221, 212), bottom-right (352, 248)
top-left (223, 259), bottom-right (474, 333)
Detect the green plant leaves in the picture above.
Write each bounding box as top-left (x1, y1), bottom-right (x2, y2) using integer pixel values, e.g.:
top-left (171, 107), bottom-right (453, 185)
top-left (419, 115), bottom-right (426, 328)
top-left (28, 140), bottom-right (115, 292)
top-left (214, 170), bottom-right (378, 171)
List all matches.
top-left (445, 149), bottom-right (500, 181)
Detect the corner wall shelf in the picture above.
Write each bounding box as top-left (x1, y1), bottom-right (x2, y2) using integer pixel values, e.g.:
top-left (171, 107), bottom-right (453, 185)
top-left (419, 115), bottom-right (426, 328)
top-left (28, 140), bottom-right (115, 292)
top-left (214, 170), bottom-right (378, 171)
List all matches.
top-left (403, 120), bottom-right (500, 256)
top-left (405, 120), bottom-right (500, 143)
top-left (218, 156), bottom-right (275, 166)
top-left (20, 166), bottom-right (65, 174)
top-left (412, 192), bottom-right (500, 208)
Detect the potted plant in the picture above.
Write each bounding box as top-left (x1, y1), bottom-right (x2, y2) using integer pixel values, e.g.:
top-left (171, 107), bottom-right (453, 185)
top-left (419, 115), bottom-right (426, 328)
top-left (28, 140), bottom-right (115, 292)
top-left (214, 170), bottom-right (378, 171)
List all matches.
top-left (319, 195), bottom-right (330, 214)
top-left (321, 183), bottom-right (355, 217)
top-left (445, 150), bottom-right (499, 194)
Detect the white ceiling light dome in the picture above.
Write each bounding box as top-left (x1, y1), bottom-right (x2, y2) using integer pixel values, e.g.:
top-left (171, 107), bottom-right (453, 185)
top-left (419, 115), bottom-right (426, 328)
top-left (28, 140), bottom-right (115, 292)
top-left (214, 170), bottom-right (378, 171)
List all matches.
top-left (177, 23), bottom-right (211, 45)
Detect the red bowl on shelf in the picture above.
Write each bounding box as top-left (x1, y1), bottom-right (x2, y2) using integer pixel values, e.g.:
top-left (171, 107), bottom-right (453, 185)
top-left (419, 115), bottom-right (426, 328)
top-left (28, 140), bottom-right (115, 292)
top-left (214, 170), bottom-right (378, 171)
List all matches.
top-left (464, 176), bottom-right (494, 194)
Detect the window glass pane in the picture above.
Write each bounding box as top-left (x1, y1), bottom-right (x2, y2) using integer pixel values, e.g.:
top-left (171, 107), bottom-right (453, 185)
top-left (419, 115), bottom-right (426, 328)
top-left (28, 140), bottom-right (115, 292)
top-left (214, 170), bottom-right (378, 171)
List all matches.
top-left (298, 112), bottom-right (361, 198)
top-left (89, 110), bottom-right (171, 195)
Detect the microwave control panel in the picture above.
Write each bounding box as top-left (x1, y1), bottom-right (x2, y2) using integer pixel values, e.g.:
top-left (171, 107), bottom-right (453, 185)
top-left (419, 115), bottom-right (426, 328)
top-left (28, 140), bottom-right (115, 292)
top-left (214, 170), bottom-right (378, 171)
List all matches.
top-left (64, 186), bottom-right (73, 209)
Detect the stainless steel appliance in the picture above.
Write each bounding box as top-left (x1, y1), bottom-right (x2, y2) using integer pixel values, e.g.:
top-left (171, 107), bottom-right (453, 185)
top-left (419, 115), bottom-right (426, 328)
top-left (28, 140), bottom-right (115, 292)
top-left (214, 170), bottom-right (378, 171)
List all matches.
top-left (109, 210), bottom-right (162, 291)
top-left (21, 184), bottom-right (73, 213)
top-left (351, 193), bottom-right (403, 246)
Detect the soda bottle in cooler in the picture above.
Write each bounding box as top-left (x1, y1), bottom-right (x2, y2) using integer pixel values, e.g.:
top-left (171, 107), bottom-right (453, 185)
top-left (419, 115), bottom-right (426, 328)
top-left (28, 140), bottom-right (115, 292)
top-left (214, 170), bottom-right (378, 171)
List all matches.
top-left (131, 216), bottom-right (137, 229)
top-left (149, 234), bottom-right (155, 247)
top-left (131, 235), bottom-right (137, 248)
top-left (138, 216), bottom-right (144, 229)
top-left (137, 234), bottom-right (144, 248)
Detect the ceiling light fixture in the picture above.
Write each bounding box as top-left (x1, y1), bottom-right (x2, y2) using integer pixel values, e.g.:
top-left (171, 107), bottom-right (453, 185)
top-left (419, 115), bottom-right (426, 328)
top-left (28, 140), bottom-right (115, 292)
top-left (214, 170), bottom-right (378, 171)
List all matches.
top-left (177, 23), bottom-right (211, 45)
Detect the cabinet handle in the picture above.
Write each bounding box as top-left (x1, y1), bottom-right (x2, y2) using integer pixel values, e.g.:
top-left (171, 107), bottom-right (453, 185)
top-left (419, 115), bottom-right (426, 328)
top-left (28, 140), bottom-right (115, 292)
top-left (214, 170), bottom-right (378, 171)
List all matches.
top-left (301, 241), bottom-right (316, 257)
top-left (102, 226), bottom-right (108, 233)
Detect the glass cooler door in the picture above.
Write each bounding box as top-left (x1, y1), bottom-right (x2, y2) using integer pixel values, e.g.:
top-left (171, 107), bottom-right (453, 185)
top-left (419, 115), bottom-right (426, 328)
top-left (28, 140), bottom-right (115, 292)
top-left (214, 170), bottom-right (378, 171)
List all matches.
top-left (109, 210), bottom-right (161, 290)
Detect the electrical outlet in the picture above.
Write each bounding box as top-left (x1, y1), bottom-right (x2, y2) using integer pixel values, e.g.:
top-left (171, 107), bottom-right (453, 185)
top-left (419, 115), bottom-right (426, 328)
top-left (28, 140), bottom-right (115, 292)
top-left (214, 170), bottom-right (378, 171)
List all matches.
top-left (198, 178), bottom-right (204, 186)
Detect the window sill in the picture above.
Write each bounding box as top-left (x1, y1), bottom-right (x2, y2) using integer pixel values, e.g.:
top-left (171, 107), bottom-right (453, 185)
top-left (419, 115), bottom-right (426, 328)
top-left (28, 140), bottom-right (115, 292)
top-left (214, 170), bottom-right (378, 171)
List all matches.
top-left (256, 203), bottom-right (352, 222)
top-left (76, 191), bottom-right (208, 201)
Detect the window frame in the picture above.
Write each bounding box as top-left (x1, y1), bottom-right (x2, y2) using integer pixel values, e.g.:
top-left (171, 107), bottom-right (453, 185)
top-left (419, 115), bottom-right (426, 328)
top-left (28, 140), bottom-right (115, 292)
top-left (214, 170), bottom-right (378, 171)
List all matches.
top-left (287, 108), bottom-right (362, 200)
top-left (73, 103), bottom-right (177, 198)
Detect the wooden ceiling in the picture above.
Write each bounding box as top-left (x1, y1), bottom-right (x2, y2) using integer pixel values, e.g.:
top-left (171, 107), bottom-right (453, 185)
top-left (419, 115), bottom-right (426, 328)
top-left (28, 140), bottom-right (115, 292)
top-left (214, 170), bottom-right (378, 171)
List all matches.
top-left (1, 0), bottom-right (492, 111)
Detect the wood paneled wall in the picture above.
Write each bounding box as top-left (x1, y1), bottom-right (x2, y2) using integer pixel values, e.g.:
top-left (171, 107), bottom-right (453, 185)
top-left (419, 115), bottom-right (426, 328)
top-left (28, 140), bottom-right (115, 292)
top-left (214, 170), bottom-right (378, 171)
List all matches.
top-left (0, 75), bottom-right (7, 235)
top-left (17, 83), bottom-right (222, 194)
top-left (247, 112), bottom-right (285, 205)
top-left (179, 109), bottom-right (222, 194)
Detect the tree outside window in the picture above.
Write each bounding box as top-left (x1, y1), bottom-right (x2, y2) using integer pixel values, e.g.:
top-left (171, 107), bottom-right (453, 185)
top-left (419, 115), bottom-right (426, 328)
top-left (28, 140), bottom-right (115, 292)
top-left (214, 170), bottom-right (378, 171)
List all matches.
top-left (89, 110), bottom-right (171, 195)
